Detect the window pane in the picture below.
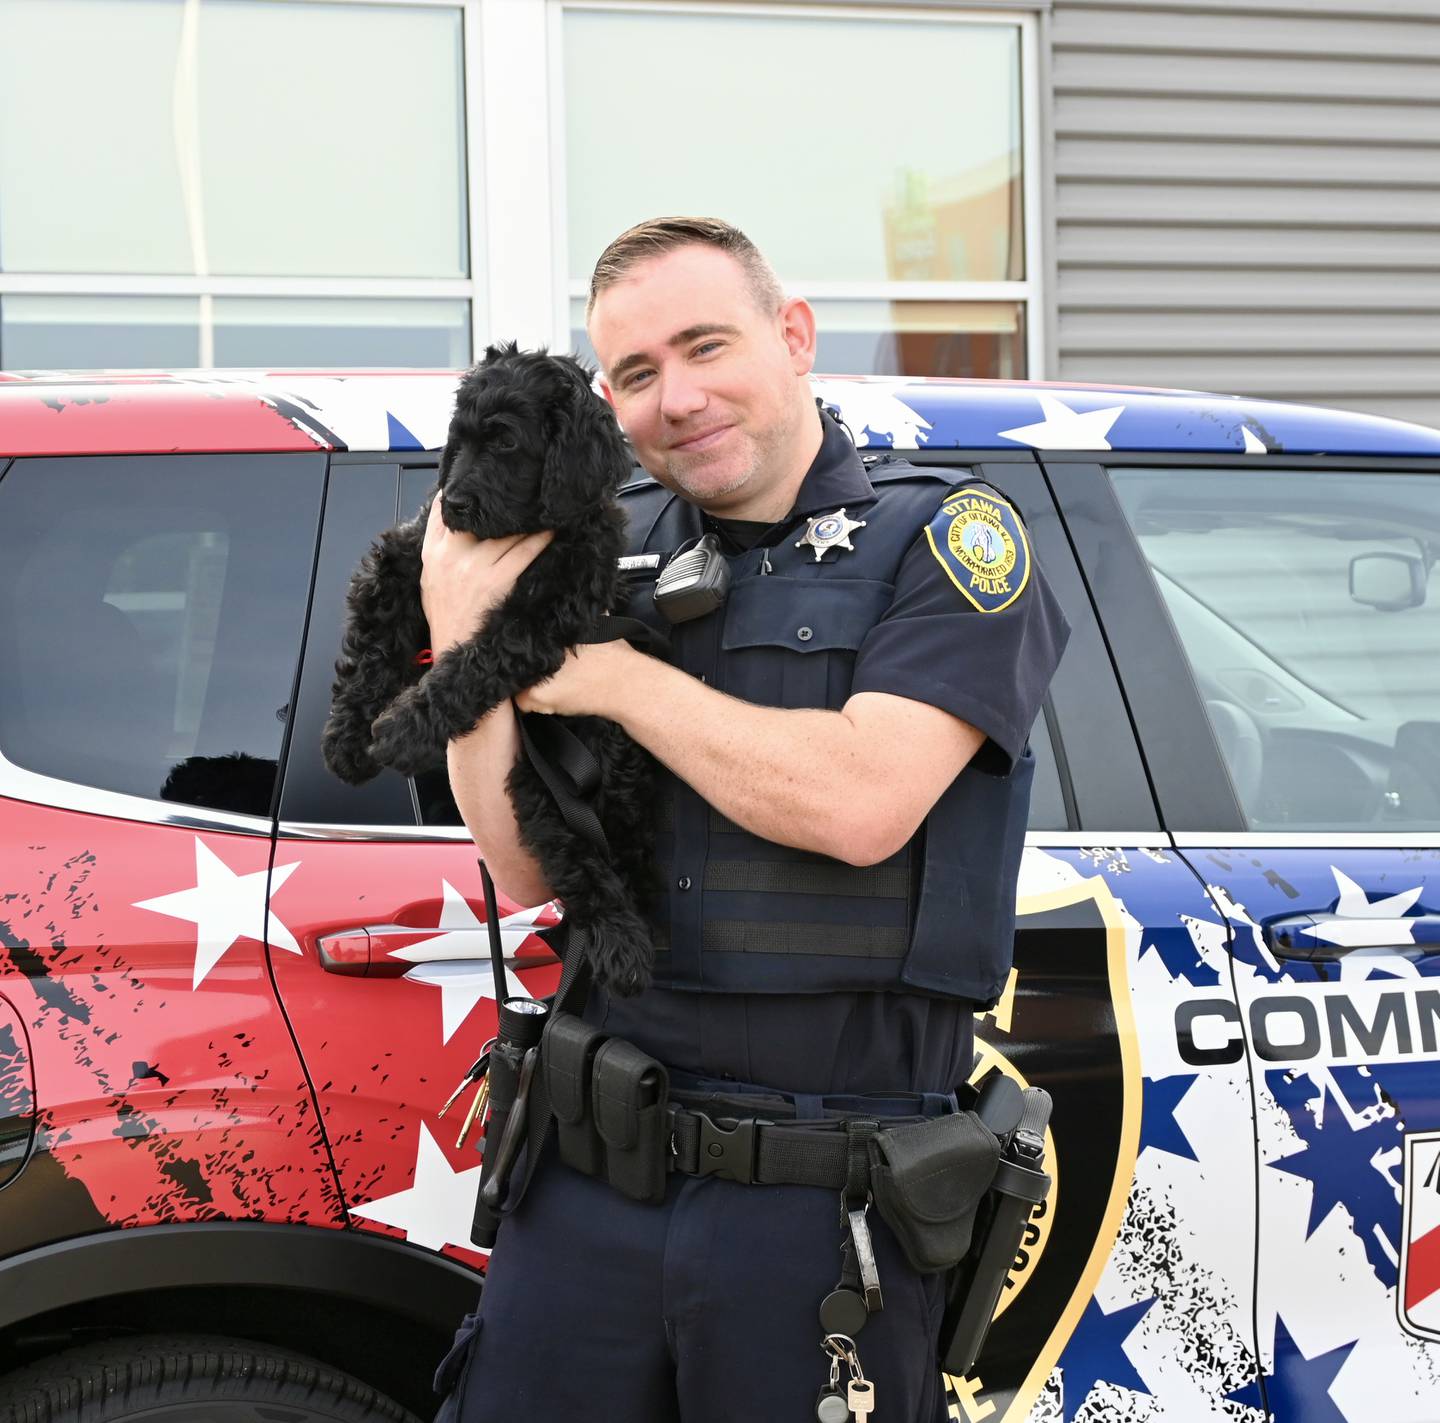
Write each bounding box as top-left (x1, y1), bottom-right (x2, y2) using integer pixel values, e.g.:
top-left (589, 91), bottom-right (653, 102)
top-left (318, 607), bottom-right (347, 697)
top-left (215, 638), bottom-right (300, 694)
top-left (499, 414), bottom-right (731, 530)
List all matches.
top-left (1, 296), bottom-right (471, 371)
top-left (564, 8), bottom-right (1023, 284)
top-left (2, 296), bottom-right (200, 370)
top-left (0, 453), bottom-right (324, 815)
top-left (1110, 468), bottom-right (1440, 832)
top-left (812, 301), bottom-right (1026, 380)
top-left (0, 0), bottom-right (466, 278)
top-left (569, 299), bottom-right (1025, 380)
top-left (213, 298), bottom-right (471, 368)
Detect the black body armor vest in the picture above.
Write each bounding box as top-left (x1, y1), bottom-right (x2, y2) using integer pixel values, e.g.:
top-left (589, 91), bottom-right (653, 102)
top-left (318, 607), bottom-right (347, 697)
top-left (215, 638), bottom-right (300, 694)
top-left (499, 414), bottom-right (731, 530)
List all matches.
top-left (617, 455), bottom-right (1033, 1009)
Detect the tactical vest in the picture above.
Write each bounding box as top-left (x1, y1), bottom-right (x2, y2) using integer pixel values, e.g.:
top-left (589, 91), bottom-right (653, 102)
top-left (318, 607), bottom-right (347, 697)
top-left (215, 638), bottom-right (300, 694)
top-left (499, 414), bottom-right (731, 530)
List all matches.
top-left (618, 457), bottom-right (1033, 1009)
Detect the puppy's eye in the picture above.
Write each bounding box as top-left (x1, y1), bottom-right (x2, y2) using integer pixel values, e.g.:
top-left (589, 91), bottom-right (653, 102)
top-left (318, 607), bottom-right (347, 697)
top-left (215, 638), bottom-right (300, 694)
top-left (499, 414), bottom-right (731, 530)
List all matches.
top-left (490, 430), bottom-right (518, 454)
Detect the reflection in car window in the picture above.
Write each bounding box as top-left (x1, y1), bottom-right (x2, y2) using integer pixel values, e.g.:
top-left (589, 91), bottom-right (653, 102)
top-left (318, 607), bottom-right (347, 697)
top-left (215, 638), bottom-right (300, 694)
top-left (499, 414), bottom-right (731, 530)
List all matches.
top-left (1110, 468), bottom-right (1440, 832)
top-left (0, 454), bottom-right (323, 816)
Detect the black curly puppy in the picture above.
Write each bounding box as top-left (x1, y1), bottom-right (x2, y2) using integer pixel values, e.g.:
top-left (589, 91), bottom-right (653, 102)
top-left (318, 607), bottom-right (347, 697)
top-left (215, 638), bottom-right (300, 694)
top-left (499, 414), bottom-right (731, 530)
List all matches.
top-left (321, 343), bottom-right (657, 995)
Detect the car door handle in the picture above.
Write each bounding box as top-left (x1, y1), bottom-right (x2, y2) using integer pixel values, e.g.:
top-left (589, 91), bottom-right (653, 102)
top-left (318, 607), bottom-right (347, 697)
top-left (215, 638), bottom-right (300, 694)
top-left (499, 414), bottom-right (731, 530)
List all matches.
top-left (315, 923), bottom-right (554, 977)
top-left (1262, 912), bottom-right (1440, 961)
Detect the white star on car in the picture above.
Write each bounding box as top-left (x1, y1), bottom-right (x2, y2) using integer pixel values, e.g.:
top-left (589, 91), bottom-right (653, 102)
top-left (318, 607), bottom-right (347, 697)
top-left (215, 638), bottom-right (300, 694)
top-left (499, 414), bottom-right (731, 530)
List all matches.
top-left (133, 839), bottom-right (303, 989)
top-left (810, 379), bottom-right (933, 448)
top-left (396, 880), bottom-right (547, 1042)
top-left (1306, 867), bottom-right (1423, 951)
top-left (348, 1123), bottom-right (486, 1254)
top-left (997, 393), bottom-right (1125, 450)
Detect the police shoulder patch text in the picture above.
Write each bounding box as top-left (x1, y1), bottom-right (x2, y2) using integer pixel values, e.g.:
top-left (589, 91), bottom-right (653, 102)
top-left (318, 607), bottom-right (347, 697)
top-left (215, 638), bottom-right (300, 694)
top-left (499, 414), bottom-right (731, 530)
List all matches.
top-left (924, 486), bottom-right (1030, 612)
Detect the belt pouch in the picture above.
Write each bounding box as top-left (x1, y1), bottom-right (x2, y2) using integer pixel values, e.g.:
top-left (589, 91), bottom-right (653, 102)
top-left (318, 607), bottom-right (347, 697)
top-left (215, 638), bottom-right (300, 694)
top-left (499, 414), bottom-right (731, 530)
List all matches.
top-left (870, 1111), bottom-right (1001, 1273)
top-left (592, 1037), bottom-right (670, 1205)
top-left (543, 1011), bottom-right (607, 1178)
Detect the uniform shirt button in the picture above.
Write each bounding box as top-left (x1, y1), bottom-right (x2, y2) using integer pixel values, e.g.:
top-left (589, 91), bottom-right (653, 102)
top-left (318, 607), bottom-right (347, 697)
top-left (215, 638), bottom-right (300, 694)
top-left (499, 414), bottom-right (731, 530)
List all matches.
top-left (797, 626), bottom-right (814, 641)
top-left (677, 876), bottom-right (692, 891)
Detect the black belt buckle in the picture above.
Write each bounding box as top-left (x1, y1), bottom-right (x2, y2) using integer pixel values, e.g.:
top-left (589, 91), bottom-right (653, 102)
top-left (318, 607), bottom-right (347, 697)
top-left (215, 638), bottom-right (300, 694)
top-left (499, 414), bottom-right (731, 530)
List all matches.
top-left (694, 1111), bottom-right (768, 1184)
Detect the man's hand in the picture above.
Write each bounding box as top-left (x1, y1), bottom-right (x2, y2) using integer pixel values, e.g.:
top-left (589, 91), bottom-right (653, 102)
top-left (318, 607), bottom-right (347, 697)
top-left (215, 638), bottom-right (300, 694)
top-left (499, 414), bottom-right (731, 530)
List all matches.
top-left (515, 639), bottom-right (638, 718)
top-left (419, 498), bottom-right (553, 654)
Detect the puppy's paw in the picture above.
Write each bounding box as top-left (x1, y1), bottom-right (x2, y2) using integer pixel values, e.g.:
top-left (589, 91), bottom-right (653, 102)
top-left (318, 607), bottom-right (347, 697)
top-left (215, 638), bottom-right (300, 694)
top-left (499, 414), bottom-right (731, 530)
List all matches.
top-left (369, 701), bottom-right (439, 777)
top-left (585, 914), bottom-right (654, 998)
top-left (322, 724), bottom-right (382, 785)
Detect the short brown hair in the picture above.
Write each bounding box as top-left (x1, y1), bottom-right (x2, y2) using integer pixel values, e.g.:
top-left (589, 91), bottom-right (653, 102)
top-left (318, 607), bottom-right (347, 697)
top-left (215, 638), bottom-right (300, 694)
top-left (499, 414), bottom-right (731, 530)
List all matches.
top-left (585, 216), bottom-right (784, 323)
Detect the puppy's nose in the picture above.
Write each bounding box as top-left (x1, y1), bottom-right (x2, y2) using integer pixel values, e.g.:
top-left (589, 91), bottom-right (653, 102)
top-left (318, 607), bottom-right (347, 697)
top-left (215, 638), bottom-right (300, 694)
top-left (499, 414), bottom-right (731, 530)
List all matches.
top-left (440, 495), bottom-right (470, 524)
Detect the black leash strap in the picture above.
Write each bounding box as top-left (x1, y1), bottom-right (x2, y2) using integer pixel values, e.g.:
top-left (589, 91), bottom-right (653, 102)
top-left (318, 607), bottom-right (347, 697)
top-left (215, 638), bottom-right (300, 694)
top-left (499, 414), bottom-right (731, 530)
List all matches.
top-left (478, 858), bottom-right (510, 1001)
top-left (577, 613), bottom-right (671, 658)
top-left (482, 701), bottom-right (617, 1222)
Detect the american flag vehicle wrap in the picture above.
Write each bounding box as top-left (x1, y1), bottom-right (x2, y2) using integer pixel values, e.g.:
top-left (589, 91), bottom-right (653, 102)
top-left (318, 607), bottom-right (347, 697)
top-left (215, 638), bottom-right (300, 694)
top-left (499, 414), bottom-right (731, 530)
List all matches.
top-left (0, 369), bottom-right (1436, 1422)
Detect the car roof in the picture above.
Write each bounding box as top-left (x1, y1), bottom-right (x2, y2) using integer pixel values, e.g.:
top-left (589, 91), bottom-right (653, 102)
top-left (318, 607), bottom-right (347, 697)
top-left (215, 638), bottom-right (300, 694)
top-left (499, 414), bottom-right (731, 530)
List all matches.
top-left (1, 368), bottom-right (1438, 459)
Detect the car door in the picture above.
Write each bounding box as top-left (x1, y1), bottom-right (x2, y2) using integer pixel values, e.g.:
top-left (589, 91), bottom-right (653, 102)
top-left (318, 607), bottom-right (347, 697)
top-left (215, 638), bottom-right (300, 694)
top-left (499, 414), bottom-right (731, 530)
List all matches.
top-left (0, 450), bottom-right (342, 1253)
top-left (901, 452), bottom-right (1261, 1423)
top-left (269, 456), bottom-right (558, 1269)
top-left (1050, 453), bottom-right (1440, 1422)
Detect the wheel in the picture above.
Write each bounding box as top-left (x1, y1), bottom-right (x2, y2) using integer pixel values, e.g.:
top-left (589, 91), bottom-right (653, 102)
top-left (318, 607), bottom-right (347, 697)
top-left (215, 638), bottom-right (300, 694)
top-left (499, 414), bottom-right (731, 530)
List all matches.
top-left (0, 1334), bottom-right (423, 1423)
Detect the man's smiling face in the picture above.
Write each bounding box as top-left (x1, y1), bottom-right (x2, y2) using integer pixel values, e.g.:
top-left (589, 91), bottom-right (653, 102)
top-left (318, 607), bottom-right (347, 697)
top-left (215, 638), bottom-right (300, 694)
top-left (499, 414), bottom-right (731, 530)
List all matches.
top-left (588, 244), bottom-right (819, 520)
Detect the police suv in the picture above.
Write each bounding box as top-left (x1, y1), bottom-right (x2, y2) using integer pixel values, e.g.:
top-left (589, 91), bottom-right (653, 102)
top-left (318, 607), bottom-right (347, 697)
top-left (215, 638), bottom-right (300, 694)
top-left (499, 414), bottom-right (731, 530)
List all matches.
top-left (0, 370), bottom-right (1436, 1423)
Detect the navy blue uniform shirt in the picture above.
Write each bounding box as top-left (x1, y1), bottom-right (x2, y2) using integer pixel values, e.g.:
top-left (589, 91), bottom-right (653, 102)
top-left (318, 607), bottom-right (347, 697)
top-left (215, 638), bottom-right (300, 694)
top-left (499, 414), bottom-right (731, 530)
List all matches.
top-left (587, 412), bottom-right (1069, 1097)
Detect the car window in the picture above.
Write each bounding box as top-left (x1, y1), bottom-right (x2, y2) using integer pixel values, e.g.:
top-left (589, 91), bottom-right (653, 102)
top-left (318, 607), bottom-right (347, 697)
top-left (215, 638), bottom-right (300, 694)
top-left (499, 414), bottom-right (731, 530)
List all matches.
top-left (0, 453), bottom-right (323, 817)
top-left (394, 466), bottom-right (466, 829)
top-left (1109, 466), bottom-right (1440, 832)
top-left (279, 461), bottom-right (418, 829)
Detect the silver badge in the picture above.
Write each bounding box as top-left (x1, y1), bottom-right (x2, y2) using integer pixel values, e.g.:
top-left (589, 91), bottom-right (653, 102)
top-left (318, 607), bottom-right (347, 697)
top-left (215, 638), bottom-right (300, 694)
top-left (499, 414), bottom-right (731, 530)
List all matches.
top-left (795, 507), bottom-right (866, 563)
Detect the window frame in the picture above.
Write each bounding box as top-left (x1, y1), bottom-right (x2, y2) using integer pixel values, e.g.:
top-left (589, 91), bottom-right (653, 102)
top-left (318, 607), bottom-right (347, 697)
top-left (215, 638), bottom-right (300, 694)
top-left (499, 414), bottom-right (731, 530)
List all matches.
top-left (547, 0), bottom-right (1046, 379)
top-left (1043, 450), bottom-right (1440, 848)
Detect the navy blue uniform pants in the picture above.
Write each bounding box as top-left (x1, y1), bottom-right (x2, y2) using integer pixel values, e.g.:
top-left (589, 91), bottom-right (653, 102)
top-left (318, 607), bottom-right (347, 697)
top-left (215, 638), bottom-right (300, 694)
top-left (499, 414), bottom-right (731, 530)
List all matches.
top-left (435, 1142), bottom-right (948, 1422)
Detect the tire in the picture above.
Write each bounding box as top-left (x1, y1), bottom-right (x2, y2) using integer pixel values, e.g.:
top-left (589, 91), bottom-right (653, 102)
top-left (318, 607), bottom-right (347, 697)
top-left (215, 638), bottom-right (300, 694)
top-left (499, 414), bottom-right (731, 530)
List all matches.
top-left (0, 1334), bottom-right (423, 1423)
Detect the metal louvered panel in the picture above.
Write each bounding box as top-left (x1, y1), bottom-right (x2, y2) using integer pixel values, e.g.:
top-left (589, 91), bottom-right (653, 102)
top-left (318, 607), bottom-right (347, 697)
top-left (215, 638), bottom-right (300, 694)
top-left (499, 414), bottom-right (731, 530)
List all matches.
top-left (1051, 1), bottom-right (1440, 429)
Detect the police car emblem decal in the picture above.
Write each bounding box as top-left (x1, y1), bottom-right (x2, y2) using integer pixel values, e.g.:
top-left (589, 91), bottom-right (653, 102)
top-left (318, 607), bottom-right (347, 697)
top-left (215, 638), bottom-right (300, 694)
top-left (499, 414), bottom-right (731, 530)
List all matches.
top-left (796, 507), bottom-right (866, 562)
top-left (1399, 1130), bottom-right (1440, 1342)
top-left (925, 487), bottom-right (1030, 612)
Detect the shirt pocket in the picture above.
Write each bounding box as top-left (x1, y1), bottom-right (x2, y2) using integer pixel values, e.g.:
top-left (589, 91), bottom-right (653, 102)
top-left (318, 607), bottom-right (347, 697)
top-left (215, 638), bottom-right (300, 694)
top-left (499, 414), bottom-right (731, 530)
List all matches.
top-left (720, 576), bottom-right (894, 710)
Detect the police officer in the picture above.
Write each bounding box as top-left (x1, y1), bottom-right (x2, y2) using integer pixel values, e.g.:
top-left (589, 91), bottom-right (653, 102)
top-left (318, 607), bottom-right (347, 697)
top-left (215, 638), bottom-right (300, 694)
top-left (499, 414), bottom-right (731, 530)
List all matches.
top-left (422, 217), bottom-right (1069, 1422)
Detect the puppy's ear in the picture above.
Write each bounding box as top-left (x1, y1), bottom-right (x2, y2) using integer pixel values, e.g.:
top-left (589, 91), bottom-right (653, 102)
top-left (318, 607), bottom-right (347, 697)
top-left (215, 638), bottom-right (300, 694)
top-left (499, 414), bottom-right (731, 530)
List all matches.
top-left (538, 361), bottom-right (632, 529)
top-left (437, 434), bottom-right (457, 485)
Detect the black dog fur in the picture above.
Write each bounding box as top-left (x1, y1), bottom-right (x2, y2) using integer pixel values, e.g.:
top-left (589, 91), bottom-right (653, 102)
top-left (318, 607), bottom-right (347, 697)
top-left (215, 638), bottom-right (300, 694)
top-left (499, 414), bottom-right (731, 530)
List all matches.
top-left (321, 343), bottom-right (657, 995)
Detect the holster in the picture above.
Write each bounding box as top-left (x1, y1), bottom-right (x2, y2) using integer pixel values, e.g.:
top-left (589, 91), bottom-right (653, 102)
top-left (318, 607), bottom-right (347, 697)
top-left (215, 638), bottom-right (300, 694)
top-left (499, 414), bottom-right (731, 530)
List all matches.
top-left (868, 1110), bottom-right (1002, 1274)
top-left (940, 1087), bottom-right (1054, 1376)
top-left (541, 1013), bottom-right (671, 1205)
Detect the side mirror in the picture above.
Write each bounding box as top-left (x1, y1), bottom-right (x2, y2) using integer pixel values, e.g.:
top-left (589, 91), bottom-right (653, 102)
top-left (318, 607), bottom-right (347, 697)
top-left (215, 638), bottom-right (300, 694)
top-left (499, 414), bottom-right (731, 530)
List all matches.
top-left (1350, 551), bottom-right (1427, 611)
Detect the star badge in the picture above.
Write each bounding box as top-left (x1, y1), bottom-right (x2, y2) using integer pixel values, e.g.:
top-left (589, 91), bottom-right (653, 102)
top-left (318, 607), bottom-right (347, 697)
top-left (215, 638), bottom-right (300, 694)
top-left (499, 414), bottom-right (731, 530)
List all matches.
top-left (796, 507), bottom-right (866, 562)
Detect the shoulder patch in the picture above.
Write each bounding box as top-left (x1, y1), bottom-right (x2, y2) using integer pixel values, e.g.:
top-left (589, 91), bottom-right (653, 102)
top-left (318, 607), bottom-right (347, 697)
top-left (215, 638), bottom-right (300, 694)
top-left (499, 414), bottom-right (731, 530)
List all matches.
top-left (924, 486), bottom-right (1031, 612)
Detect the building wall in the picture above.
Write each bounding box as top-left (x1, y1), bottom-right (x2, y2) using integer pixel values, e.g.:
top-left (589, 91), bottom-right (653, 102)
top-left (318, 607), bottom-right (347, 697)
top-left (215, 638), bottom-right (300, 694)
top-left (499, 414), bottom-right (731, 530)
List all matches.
top-left (1049, 0), bottom-right (1440, 426)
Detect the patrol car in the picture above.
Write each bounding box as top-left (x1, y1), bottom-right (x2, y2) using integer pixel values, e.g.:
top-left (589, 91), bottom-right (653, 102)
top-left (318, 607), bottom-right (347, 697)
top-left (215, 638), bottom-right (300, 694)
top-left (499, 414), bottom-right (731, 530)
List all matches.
top-left (0, 369), bottom-right (1436, 1423)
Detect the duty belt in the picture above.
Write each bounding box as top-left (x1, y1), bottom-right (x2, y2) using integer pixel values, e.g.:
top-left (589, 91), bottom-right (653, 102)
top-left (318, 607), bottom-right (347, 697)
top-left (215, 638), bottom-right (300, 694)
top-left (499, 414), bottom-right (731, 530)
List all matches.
top-left (667, 1104), bottom-right (907, 1189)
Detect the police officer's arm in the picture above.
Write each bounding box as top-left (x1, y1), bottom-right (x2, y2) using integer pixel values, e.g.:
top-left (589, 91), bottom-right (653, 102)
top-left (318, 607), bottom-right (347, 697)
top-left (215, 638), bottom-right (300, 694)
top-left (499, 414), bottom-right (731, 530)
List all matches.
top-left (420, 500), bottom-right (557, 905)
top-left (519, 644), bottom-right (984, 868)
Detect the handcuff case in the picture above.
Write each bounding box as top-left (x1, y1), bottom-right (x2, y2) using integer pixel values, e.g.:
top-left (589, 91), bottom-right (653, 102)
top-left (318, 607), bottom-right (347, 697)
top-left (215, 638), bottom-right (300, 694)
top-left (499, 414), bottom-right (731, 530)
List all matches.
top-left (869, 1110), bottom-right (1001, 1274)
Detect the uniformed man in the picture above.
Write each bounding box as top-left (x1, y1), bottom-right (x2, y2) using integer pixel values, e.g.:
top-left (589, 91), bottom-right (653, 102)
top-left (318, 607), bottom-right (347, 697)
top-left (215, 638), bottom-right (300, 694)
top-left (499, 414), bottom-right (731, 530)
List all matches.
top-left (423, 217), bottom-right (1069, 1422)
